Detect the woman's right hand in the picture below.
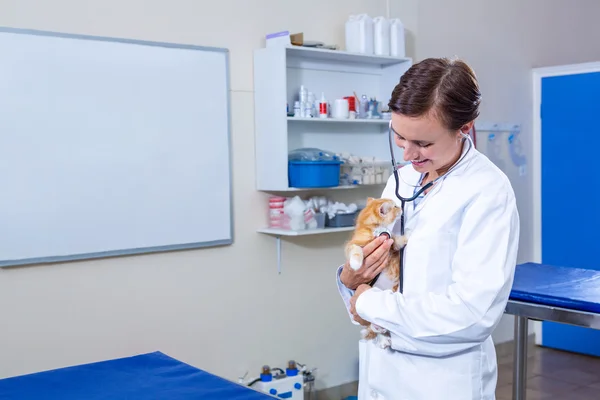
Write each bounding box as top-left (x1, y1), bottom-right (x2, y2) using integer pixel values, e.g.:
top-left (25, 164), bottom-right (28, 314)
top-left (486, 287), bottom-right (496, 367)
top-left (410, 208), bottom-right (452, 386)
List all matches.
top-left (340, 236), bottom-right (395, 290)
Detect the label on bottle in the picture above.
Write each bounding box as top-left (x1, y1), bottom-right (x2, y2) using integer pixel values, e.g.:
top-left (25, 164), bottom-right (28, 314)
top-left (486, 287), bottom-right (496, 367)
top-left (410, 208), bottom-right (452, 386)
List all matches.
top-left (319, 102), bottom-right (328, 115)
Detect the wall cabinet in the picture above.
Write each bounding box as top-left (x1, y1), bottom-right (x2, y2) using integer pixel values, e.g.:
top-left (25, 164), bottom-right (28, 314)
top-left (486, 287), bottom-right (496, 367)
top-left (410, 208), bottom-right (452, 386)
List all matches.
top-left (253, 45), bottom-right (412, 191)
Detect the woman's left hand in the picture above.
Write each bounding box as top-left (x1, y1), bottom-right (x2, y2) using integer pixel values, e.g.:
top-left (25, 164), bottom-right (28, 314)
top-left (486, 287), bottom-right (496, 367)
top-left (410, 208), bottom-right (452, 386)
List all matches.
top-left (349, 284), bottom-right (372, 326)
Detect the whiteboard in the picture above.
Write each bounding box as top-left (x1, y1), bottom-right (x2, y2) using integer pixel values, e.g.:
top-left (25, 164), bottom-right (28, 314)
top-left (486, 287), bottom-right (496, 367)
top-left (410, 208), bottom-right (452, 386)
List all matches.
top-left (0, 27), bottom-right (233, 267)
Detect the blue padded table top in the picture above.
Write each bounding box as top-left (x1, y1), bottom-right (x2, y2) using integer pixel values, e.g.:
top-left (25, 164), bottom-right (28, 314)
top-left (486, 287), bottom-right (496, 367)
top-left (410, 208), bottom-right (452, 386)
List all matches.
top-left (510, 262), bottom-right (600, 314)
top-left (0, 351), bottom-right (274, 400)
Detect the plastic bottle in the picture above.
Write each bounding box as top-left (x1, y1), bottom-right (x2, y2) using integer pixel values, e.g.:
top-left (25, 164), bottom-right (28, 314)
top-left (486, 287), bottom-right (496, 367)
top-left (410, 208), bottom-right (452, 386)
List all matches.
top-left (356, 14), bottom-right (374, 55)
top-left (389, 18), bottom-right (406, 57)
top-left (345, 15), bottom-right (358, 53)
top-left (303, 103), bottom-right (312, 118)
top-left (359, 94), bottom-right (369, 119)
top-left (299, 85), bottom-right (308, 117)
top-left (373, 16), bottom-right (390, 56)
top-left (308, 91), bottom-right (316, 118)
top-left (319, 92), bottom-right (328, 118)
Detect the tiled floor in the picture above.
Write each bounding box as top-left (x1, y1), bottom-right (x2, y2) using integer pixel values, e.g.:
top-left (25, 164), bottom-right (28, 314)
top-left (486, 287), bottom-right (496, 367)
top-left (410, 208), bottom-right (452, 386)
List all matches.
top-left (496, 345), bottom-right (600, 399)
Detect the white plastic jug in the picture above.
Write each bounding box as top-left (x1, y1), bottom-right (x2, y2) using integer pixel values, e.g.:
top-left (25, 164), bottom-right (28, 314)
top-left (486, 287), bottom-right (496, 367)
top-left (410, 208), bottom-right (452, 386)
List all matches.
top-left (345, 15), bottom-right (359, 53)
top-left (389, 18), bottom-right (406, 57)
top-left (356, 14), bottom-right (374, 55)
top-left (373, 16), bottom-right (390, 56)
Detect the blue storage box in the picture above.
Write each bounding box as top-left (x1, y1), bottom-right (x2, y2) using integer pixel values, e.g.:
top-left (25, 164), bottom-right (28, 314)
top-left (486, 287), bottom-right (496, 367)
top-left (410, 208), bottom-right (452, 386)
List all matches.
top-left (288, 160), bottom-right (342, 188)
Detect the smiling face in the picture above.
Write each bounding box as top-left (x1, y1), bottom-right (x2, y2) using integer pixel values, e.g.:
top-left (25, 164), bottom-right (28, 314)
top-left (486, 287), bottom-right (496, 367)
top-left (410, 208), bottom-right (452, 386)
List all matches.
top-left (386, 58), bottom-right (481, 177)
top-left (391, 111), bottom-right (473, 176)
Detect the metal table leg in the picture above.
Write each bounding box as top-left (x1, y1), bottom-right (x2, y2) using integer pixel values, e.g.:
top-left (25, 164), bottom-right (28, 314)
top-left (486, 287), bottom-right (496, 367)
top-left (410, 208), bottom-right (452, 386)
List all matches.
top-left (512, 315), bottom-right (528, 400)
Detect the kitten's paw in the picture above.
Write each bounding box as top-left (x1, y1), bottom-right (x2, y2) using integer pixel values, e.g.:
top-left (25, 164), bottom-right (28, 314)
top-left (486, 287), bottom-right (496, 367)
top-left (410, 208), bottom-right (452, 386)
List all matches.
top-left (348, 244), bottom-right (364, 270)
top-left (360, 328), bottom-right (369, 339)
top-left (393, 235), bottom-right (408, 250)
top-left (378, 336), bottom-right (392, 349)
top-left (379, 338), bottom-right (392, 349)
top-left (371, 324), bottom-right (387, 334)
top-left (362, 328), bottom-right (377, 341)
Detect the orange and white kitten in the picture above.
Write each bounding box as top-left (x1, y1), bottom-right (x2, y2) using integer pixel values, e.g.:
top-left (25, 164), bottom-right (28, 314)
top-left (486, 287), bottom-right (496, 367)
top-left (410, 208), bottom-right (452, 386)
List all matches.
top-left (345, 197), bottom-right (407, 349)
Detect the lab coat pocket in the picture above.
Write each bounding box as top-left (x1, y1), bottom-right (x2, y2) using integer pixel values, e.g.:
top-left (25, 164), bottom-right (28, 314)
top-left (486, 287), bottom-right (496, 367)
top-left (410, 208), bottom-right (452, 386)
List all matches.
top-left (375, 349), bottom-right (477, 400)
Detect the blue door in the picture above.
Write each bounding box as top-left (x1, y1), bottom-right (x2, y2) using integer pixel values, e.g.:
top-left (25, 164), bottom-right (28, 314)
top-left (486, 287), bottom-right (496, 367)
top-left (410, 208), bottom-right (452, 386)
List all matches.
top-left (541, 70), bottom-right (600, 356)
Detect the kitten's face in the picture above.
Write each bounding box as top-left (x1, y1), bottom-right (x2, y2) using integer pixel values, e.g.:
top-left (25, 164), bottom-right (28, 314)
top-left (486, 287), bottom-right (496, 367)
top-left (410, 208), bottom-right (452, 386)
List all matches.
top-left (358, 198), bottom-right (402, 228)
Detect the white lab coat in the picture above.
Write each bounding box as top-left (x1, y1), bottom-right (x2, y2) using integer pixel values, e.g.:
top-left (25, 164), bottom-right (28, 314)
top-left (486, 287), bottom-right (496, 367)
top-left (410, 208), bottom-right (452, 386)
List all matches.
top-left (336, 141), bottom-right (520, 400)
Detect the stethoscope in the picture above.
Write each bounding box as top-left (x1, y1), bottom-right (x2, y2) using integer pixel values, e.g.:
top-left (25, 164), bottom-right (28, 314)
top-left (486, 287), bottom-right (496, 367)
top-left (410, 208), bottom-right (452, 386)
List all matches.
top-left (369, 120), bottom-right (473, 292)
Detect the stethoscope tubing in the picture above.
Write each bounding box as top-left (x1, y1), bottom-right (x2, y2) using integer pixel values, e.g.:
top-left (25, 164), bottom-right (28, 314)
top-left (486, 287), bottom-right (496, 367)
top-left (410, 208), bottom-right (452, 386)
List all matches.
top-left (381, 120), bottom-right (473, 293)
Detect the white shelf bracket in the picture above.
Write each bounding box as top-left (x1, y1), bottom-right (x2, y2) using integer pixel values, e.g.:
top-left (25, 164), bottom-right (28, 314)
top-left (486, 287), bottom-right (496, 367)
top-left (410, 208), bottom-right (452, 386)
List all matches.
top-left (258, 227), bottom-right (356, 273)
top-left (276, 236), bottom-right (282, 274)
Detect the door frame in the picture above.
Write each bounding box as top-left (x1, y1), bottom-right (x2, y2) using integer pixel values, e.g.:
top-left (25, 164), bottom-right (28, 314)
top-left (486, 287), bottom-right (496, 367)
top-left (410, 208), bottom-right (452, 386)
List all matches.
top-left (531, 61), bottom-right (600, 345)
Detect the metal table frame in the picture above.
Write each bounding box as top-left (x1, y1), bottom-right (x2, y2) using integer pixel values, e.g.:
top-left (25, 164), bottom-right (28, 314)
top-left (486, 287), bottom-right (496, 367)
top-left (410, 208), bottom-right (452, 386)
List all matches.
top-left (504, 299), bottom-right (600, 400)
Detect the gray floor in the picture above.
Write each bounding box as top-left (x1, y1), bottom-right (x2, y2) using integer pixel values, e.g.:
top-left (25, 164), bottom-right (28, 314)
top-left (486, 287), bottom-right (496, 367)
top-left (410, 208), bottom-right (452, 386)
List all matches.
top-left (496, 346), bottom-right (600, 399)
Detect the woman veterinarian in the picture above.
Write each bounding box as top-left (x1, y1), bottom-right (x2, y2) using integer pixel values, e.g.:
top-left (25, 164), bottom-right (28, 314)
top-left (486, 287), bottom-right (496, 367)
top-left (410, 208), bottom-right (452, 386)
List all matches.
top-left (336, 57), bottom-right (520, 400)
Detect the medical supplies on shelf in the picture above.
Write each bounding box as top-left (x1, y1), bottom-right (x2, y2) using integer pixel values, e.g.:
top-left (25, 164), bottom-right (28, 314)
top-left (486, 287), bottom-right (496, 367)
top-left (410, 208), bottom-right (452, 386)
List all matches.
top-left (338, 153), bottom-right (391, 186)
top-left (345, 14), bottom-right (405, 57)
top-left (288, 85), bottom-right (388, 121)
top-left (269, 196), bottom-right (317, 230)
top-left (287, 147), bottom-right (392, 188)
top-left (267, 195), bottom-right (361, 231)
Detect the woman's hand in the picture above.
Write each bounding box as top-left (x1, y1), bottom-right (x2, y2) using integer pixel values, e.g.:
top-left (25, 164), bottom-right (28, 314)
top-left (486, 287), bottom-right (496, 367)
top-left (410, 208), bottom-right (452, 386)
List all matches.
top-left (340, 236), bottom-right (394, 290)
top-left (349, 284), bottom-right (372, 326)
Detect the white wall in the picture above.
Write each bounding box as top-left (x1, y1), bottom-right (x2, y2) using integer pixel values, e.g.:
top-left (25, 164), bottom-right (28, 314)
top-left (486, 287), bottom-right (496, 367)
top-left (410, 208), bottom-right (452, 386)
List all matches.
top-left (414, 0), bottom-right (600, 343)
top-left (0, 0), bottom-right (417, 391)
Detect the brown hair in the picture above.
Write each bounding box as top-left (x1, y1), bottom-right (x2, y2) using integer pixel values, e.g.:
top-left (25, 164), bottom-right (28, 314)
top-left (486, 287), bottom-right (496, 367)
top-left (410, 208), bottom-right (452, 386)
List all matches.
top-left (388, 57), bottom-right (481, 131)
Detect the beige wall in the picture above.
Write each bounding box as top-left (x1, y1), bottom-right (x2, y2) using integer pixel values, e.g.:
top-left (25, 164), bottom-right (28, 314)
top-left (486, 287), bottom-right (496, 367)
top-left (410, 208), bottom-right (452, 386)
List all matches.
top-left (0, 0), bottom-right (416, 390)
top-left (2, 0), bottom-right (600, 392)
top-left (414, 0), bottom-right (600, 342)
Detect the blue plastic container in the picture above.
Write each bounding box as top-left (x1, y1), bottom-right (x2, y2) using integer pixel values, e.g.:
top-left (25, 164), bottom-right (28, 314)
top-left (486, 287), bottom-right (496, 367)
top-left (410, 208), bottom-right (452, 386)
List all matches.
top-left (288, 160), bottom-right (342, 188)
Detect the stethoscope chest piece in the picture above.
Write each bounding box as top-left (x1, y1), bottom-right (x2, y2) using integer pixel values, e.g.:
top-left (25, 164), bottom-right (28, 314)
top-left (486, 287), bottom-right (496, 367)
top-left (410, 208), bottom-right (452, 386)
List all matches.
top-left (373, 227), bottom-right (392, 239)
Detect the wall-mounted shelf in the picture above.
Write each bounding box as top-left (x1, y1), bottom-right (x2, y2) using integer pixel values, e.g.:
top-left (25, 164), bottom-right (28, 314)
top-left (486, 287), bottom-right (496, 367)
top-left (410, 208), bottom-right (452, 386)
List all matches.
top-left (253, 45), bottom-right (412, 192)
top-left (285, 45), bottom-right (411, 66)
top-left (287, 117), bottom-right (389, 125)
top-left (261, 182), bottom-right (386, 193)
top-left (253, 44), bottom-right (412, 273)
top-left (258, 226), bottom-right (354, 273)
top-left (258, 226), bottom-right (354, 236)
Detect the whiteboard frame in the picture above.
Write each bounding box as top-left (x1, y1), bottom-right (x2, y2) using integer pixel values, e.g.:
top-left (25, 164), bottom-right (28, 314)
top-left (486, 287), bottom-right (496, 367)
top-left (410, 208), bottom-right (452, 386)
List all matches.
top-left (0, 26), bottom-right (234, 268)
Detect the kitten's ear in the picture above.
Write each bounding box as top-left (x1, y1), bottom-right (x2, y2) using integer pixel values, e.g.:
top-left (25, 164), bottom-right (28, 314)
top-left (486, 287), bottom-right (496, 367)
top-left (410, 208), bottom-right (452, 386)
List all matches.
top-left (379, 202), bottom-right (391, 215)
top-left (366, 197), bottom-right (375, 204)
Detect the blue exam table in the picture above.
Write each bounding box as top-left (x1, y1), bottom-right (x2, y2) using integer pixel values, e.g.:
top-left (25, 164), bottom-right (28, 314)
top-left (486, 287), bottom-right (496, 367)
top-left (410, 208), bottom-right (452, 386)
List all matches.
top-left (506, 262), bottom-right (600, 400)
top-left (0, 351), bottom-right (275, 399)
top-left (0, 262), bottom-right (598, 400)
